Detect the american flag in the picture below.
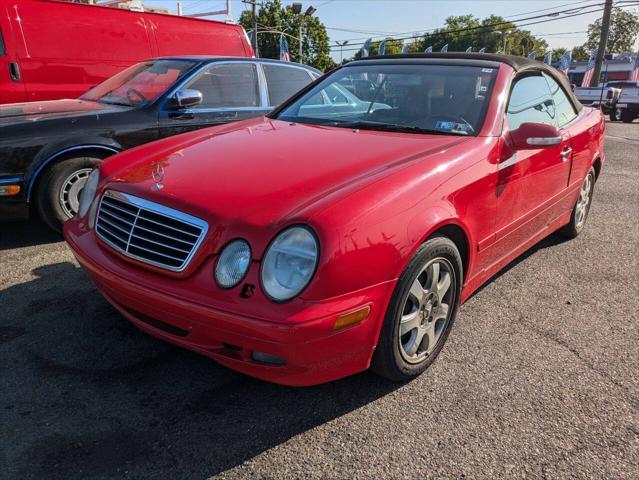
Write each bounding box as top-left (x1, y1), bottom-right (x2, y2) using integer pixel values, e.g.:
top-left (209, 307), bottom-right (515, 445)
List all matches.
top-left (465, 47), bottom-right (472, 53)
top-left (479, 47), bottom-right (486, 53)
top-left (401, 41), bottom-right (410, 54)
top-left (379, 40), bottom-right (386, 56)
top-left (279, 34), bottom-right (290, 62)
top-left (424, 46), bottom-right (433, 53)
top-left (630, 51), bottom-right (639, 82)
top-left (558, 50), bottom-right (572, 75)
top-left (528, 51), bottom-right (536, 60)
top-left (361, 38), bottom-right (372, 58)
top-left (581, 50), bottom-right (598, 87)
top-left (543, 52), bottom-right (552, 65)
top-left (441, 44), bottom-right (448, 53)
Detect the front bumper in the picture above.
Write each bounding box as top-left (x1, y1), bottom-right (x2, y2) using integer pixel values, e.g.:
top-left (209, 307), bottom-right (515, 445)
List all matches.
top-left (64, 221), bottom-right (396, 386)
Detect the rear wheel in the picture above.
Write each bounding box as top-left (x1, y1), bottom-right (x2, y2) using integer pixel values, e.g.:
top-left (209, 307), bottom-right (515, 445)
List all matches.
top-left (36, 156), bottom-right (102, 232)
top-left (559, 167), bottom-right (595, 238)
top-left (372, 236), bottom-right (462, 382)
top-left (620, 109), bottom-right (636, 123)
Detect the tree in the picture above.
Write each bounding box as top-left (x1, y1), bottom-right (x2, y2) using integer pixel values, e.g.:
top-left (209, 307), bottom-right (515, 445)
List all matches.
top-left (352, 37), bottom-right (405, 60)
top-left (584, 9), bottom-right (639, 54)
top-left (571, 45), bottom-right (589, 61)
top-left (412, 15), bottom-right (548, 56)
top-left (238, 0), bottom-right (331, 70)
top-left (551, 47), bottom-right (568, 62)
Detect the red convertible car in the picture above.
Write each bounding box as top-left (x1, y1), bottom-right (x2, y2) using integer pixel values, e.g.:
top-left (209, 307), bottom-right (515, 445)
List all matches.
top-left (64, 54), bottom-right (605, 386)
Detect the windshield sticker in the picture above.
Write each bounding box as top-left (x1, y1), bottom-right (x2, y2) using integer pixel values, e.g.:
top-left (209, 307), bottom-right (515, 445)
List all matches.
top-left (435, 121), bottom-right (473, 134)
top-left (482, 68), bottom-right (493, 73)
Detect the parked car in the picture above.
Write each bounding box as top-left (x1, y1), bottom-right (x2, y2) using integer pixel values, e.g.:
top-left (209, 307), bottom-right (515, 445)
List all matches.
top-left (0, 57), bottom-right (320, 230)
top-left (64, 53), bottom-right (605, 386)
top-left (606, 81), bottom-right (639, 123)
top-left (0, 0), bottom-right (254, 104)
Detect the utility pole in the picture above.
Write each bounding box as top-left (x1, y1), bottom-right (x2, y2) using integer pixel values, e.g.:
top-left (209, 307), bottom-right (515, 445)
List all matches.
top-left (242, 0), bottom-right (260, 57)
top-left (335, 40), bottom-right (348, 63)
top-left (176, 1), bottom-right (182, 16)
top-left (590, 0), bottom-right (613, 87)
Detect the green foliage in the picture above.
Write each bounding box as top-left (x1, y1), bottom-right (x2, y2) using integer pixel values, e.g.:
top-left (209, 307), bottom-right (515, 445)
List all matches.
top-left (571, 45), bottom-right (589, 61)
top-left (412, 15), bottom-right (548, 56)
top-left (584, 9), bottom-right (639, 54)
top-left (551, 48), bottom-right (568, 63)
top-left (238, 0), bottom-right (332, 70)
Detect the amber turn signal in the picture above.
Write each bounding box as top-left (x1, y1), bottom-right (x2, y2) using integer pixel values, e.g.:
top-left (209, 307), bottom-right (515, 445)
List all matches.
top-left (0, 185), bottom-right (20, 196)
top-left (333, 305), bottom-right (371, 331)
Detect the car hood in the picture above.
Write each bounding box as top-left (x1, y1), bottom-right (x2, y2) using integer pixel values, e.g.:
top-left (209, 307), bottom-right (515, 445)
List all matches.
top-left (0, 99), bottom-right (129, 125)
top-left (103, 118), bottom-right (471, 243)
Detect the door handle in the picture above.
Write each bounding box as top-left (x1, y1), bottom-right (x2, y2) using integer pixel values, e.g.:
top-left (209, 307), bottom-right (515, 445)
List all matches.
top-left (8, 62), bottom-right (20, 82)
top-left (560, 147), bottom-right (573, 161)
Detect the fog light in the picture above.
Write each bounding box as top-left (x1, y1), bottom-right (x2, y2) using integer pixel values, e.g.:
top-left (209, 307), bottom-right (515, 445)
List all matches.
top-left (0, 185), bottom-right (20, 196)
top-left (333, 305), bottom-right (371, 331)
top-left (251, 351), bottom-right (286, 365)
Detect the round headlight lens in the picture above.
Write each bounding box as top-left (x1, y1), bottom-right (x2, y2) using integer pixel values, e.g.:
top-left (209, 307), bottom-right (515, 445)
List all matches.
top-left (78, 168), bottom-right (100, 218)
top-left (261, 226), bottom-right (318, 301)
top-left (215, 239), bottom-right (252, 288)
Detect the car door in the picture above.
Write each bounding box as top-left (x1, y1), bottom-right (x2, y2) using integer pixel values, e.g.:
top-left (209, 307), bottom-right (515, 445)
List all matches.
top-left (261, 63), bottom-right (316, 108)
top-left (491, 72), bottom-right (572, 263)
top-left (158, 61), bottom-right (268, 138)
top-left (0, 11), bottom-right (27, 104)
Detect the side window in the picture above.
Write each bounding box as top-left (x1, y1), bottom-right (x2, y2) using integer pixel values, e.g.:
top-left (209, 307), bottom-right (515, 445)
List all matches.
top-left (544, 73), bottom-right (577, 127)
top-left (263, 65), bottom-right (313, 106)
top-left (506, 75), bottom-right (556, 130)
top-left (183, 63), bottom-right (259, 109)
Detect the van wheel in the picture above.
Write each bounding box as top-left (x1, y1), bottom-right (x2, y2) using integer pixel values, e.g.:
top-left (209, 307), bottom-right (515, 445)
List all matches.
top-left (372, 236), bottom-right (462, 382)
top-left (36, 156), bottom-right (101, 232)
top-left (620, 110), bottom-right (635, 123)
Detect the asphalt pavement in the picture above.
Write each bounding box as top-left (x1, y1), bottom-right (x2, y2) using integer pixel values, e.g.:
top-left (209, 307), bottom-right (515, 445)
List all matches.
top-left (1, 122), bottom-right (638, 479)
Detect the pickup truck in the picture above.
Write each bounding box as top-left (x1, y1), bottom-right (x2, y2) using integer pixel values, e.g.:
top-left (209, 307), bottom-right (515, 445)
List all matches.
top-left (574, 84), bottom-right (621, 117)
top-left (607, 81), bottom-right (639, 123)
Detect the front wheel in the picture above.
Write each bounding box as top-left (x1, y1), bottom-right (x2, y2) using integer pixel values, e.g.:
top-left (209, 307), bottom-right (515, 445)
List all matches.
top-left (36, 156), bottom-right (102, 232)
top-left (372, 236), bottom-right (462, 382)
top-left (559, 167), bottom-right (595, 238)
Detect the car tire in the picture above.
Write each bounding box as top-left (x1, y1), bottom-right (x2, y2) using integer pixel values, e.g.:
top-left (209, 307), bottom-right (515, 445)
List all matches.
top-left (620, 110), bottom-right (635, 123)
top-left (36, 156), bottom-right (102, 233)
top-left (609, 108), bottom-right (620, 122)
top-left (372, 236), bottom-right (462, 382)
top-left (559, 167), bottom-right (595, 239)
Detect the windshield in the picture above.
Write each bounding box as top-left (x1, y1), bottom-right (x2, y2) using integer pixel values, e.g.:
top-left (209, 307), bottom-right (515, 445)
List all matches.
top-left (81, 60), bottom-right (196, 107)
top-left (275, 64), bottom-right (498, 136)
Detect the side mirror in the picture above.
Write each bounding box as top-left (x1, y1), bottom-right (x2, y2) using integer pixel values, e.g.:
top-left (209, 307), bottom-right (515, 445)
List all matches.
top-left (171, 89), bottom-right (203, 109)
top-left (509, 122), bottom-right (562, 150)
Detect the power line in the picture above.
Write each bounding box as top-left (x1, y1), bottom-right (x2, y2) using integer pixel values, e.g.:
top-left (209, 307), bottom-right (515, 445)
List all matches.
top-left (331, 1), bottom-right (639, 52)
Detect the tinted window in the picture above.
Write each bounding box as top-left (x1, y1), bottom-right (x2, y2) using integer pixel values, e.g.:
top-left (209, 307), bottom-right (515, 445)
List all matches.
top-left (507, 75), bottom-right (556, 130)
top-left (264, 65), bottom-right (313, 106)
top-left (276, 64), bottom-right (497, 136)
top-left (185, 63), bottom-right (259, 108)
top-left (544, 74), bottom-right (577, 126)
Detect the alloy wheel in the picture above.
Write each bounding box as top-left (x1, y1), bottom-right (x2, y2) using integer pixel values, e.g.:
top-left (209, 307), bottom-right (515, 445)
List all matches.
top-left (575, 173), bottom-right (593, 229)
top-left (398, 258), bottom-right (455, 364)
top-left (59, 168), bottom-right (92, 218)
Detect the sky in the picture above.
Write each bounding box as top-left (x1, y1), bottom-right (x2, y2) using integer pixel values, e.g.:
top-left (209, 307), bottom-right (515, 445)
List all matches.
top-left (144, 0), bottom-right (639, 60)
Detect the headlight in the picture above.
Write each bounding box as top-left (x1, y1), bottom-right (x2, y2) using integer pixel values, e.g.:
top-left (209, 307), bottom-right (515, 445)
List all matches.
top-left (261, 226), bottom-right (319, 301)
top-left (215, 239), bottom-right (252, 288)
top-left (78, 168), bottom-right (100, 218)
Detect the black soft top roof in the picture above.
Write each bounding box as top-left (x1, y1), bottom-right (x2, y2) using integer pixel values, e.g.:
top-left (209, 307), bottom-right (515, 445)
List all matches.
top-left (349, 52), bottom-right (582, 112)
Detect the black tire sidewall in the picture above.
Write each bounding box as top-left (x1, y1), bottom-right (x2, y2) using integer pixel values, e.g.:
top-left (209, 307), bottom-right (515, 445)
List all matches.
top-left (36, 156), bottom-right (101, 232)
top-left (373, 236), bottom-right (463, 381)
top-left (620, 110), bottom-right (635, 123)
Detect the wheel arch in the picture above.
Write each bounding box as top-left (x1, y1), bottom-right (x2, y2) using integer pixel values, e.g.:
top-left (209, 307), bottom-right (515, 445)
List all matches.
top-left (27, 144), bottom-right (120, 201)
top-left (592, 156), bottom-right (602, 180)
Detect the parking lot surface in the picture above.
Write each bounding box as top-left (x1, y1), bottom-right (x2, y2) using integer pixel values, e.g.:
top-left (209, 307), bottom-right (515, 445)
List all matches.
top-left (1, 122), bottom-right (638, 479)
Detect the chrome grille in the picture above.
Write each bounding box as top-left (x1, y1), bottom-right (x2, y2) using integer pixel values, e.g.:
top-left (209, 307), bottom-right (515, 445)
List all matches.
top-left (95, 190), bottom-right (208, 272)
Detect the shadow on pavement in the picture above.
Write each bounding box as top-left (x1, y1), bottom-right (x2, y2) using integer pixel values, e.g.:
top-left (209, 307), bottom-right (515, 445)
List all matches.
top-left (0, 218), bottom-right (62, 250)
top-left (1, 261), bottom-right (399, 480)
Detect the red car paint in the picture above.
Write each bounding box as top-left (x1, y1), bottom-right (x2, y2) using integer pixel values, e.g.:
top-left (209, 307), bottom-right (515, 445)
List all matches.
top-left (0, 0), bottom-right (253, 104)
top-left (64, 58), bottom-right (605, 386)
